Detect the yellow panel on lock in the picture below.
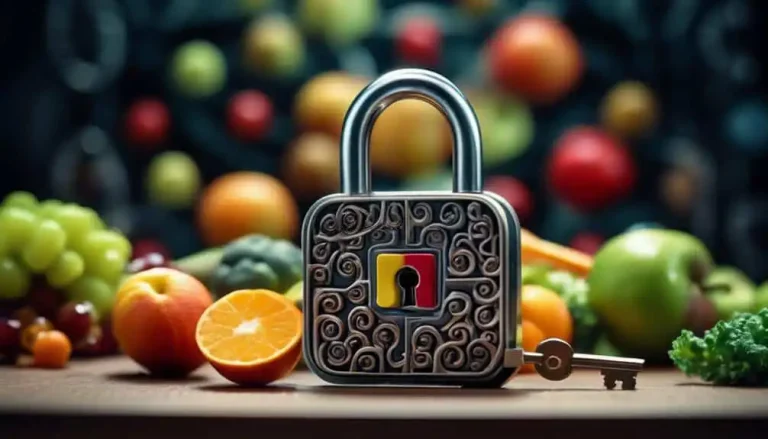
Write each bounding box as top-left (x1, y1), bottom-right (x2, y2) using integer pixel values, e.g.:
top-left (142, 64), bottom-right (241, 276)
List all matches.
top-left (376, 253), bottom-right (404, 308)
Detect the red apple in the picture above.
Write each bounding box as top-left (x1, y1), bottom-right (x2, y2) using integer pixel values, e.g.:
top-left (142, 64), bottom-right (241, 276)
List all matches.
top-left (124, 98), bottom-right (170, 148)
top-left (487, 14), bottom-right (583, 105)
top-left (569, 232), bottom-right (604, 255)
top-left (396, 17), bottom-right (442, 67)
top-left (484, 176), bottom-right (534, 224)
top-left (547, 126), bottom-right (636, 212)
top-left (112, 268), bottom-right (213, 376)
top-left (227, 90), bottom-right (274, 142)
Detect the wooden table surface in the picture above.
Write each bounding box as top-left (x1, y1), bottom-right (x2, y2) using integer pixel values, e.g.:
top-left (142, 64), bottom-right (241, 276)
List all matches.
top-left (1, 356), bottom-right (766, 438)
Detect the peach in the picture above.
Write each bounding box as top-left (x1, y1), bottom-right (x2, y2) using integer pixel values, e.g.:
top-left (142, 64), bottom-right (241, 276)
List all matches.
top-left (112, 267), bottom-right (213, 377)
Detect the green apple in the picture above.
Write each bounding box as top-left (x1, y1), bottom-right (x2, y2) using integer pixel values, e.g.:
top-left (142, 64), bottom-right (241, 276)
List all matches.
top-left (243, 14), bottom-right (305, 77)
top-left (587, 228), bottom-right (714, 360)
top-left (400, 169), bottom-right (453, 191)
top-left (284, 280), bottom-right (303, 311)
top-left (754, 281), bottom-right (768, 313)
top-left (238, 0), bottom-right (272, 14)
top-left (145, 151), bottom-right (201, 209)
top-left (592, 335), bottom-right (622, 356)
top-left (170, 40), bottom-right (227, 98)
top-left (475, 94), bottom-right (534, 167)
top-left (521, 264), bottom-right (552, 285)
top-left (703, 266), bottom-right (756, 321)
top-left (297, 0), bottom-right (379, 47)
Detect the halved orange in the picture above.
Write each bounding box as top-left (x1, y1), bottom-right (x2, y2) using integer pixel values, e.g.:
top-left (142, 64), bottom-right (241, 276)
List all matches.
top-left (195, 289), bottom-right (303, 386)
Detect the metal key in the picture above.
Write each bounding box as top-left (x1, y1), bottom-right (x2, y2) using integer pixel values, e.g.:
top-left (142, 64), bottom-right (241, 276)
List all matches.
top-left (504, 338), bottom-right (645, 390)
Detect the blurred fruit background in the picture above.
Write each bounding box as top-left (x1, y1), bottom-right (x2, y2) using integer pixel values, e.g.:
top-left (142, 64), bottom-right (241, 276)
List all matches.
top-left (1, 0), bottom-right (765, 278)
top-left (0, 0), bottom-right (767, 368)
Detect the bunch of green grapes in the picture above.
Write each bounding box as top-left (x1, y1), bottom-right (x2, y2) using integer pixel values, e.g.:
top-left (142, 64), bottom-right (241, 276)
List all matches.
top-left (0, 191), bottom-right (132, 319)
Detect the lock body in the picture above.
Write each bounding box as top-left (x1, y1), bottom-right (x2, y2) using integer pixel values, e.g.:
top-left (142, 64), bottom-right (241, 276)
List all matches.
top-left (302, 191), bottom-right (521, 387)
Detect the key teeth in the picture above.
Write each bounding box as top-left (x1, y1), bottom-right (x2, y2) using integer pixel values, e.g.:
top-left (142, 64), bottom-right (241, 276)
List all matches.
top-left (622, 377), bottom-right (637, 390)
top-left (601, 370), bottom-right (639, 390)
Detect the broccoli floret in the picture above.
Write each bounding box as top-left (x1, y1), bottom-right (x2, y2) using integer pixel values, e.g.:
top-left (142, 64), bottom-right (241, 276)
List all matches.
top-left (669, 307), bottom-right (768, 386)
top-left (209, 234), bottom-right (303, 298)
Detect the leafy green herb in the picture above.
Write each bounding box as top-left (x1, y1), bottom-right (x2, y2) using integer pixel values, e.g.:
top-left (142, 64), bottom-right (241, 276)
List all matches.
top-left (669, 308), bottom-right (768, 386)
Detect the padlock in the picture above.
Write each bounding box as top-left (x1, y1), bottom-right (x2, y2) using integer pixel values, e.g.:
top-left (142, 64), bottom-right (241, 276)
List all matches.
top-left (301, 68), bottom-right (523, 387)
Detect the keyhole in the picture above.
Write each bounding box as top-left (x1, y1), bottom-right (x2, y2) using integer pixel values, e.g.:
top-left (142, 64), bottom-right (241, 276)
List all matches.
top-left (395, 266), bottom-right (420, 307)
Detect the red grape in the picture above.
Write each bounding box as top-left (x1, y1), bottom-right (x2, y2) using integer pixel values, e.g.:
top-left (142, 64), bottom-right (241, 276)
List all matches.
top-left (0, 299), bottom-right (25, 318)
top-left (0, 318), bottom-right (21, 354)
top-left (131, 239), bottom-right (171, 261)
top-left (98, 319), bottom-right (119, 355)
top-left (74, 326), bottom-right (101, 356)
top-left (13, 306), bottom-right (38, 328)
top-left (227, 90), bottom-right (274, 142)
top-left (55, 301), bottom-right (96, 345)
top-left (75, 320), bottom-right (118, 357)
top-left (127, 252), bottom-right (170, 274)
top-left (27, 282), bottom-right (64, 320)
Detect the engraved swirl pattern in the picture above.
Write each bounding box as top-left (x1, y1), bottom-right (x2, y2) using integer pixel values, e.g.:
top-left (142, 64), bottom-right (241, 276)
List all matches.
top-left (306, 199), bottom-right (504, 377)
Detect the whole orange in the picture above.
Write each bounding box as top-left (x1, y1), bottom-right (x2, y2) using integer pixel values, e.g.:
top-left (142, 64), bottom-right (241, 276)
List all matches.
top-left (488, 14), bottom-right (583, 105)
top-left (293, 72), bottom-right (369, 137)
top-left (518, 320), bottom-right (545, 374)
top-left (197, 172), bottom-right (299, 246)
top-left (370, 99), bottom-right (452, 178)
top-left (520, 284), bottom-right (573, 343)
top-left (112, 267), bottom-right (214, 377)
top-left (281, 132), bottom-right (340, 200)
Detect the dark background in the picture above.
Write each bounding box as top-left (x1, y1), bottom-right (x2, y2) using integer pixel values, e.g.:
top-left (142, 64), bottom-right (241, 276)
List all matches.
top-left (0, 0), bottom-right (767, 280)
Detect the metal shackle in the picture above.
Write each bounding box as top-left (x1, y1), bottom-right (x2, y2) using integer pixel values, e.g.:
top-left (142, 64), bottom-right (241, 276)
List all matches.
top-left (339, 68), bottom-right (483, 195)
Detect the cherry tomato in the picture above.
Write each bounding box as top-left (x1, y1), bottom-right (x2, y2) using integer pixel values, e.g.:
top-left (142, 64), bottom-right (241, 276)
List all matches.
top-left (124, 98), bottom-right (170, 148)
top-left (569, 232), bottom-right (604, 255)
top-left (484, 176), bottom-right (534, 224)
top-left (547, 127), bottom-right (636, 212)
top-left (227, 90), bottom-right (274, 142)
top-left (396, 17), bottom-right (442, 67)
top-left (33, 330), bottom-right (72, 369)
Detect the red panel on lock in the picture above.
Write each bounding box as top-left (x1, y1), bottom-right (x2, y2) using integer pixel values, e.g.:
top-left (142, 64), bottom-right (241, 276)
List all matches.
top-left (404, 253), bottom-right (436, 308)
